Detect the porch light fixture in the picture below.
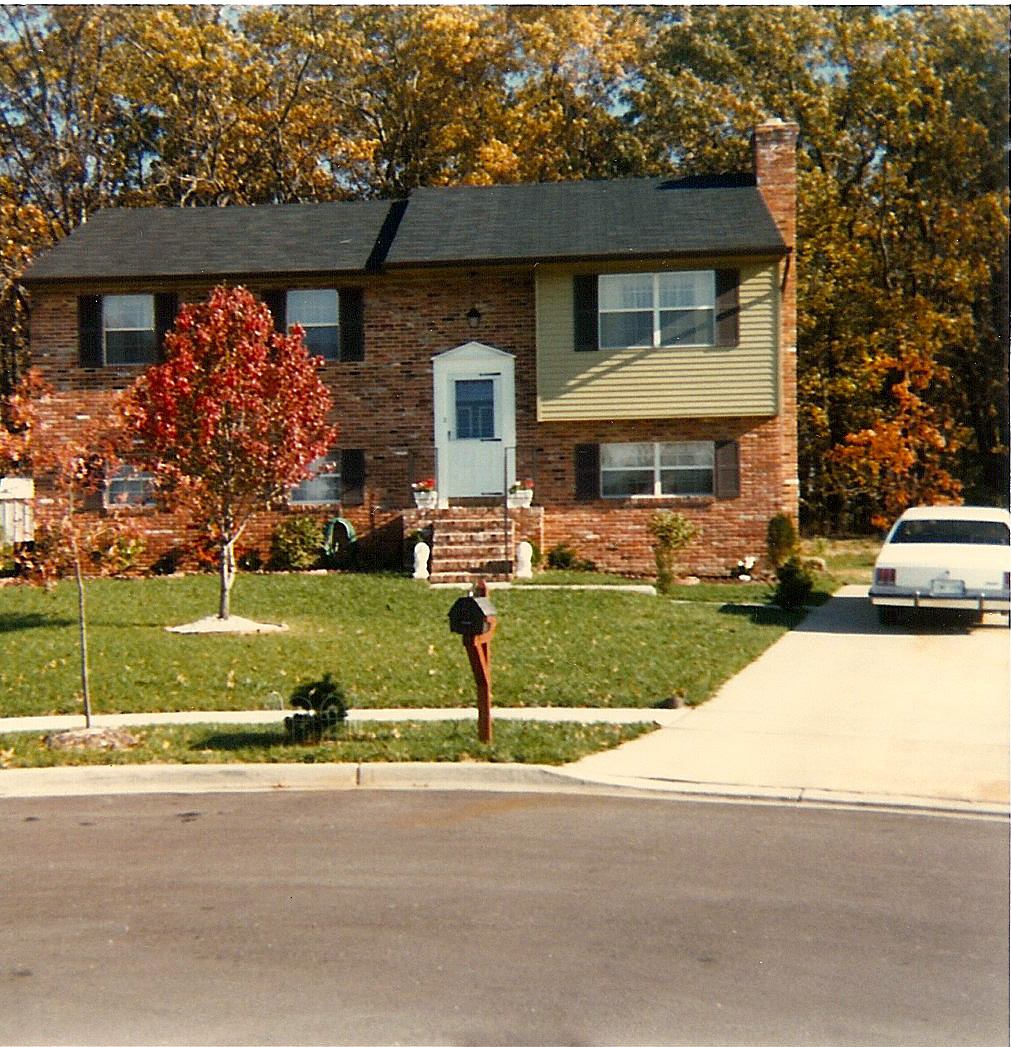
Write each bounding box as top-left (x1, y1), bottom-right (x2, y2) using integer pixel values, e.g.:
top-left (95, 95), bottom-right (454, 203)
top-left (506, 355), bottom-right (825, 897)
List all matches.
top-left (466, 305), bottom-right (482, 328)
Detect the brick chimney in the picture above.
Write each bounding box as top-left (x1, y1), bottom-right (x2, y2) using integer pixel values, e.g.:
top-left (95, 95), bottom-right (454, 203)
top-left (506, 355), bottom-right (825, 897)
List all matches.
top-left (753, 117), bottom-right (799, 249)
top-left (752, 117), bottom-right (800, 520)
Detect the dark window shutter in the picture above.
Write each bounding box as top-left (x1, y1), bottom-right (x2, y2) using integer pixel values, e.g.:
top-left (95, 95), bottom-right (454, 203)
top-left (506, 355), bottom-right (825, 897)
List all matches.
top-left (714, 439), bottom-right (740, 499)
top-left (261, 290), bottom-right (286, 331)
top-left (339, 288), bottom-right (365, 361)
top-left (715, 269), bottom-right (740, 347)
top-left (155, 292), bottom-right (178, 361)
top-left (340, 448), bottom-right (366, 506)
top-left (574, 443), bottom-right (600, 501)
top-left (78, 295), bottom-right (103, 367)
top-left (83, 484), bottom-right (104, 512)
top-left (573, 275), bottom-right (599, 352)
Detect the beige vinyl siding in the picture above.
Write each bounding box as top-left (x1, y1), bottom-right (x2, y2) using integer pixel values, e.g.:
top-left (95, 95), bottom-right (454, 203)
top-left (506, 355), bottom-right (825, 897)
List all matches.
top-left (536, 262), bottom-right (780, 420)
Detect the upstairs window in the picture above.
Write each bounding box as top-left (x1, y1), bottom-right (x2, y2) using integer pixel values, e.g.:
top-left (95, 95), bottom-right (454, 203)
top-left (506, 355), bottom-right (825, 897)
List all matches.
top-left (262, 288), bottom-right (365, 362)
top-left (598, 272), bottom-right (715, 349)
top-left (78, 293), bottom-right (177, 367)
top-left (574, 270), bottom-right (739, 352)
top-left (103, 294), bottom-right (157, 364)
top-left (286, 290), bottom-right (339, 361)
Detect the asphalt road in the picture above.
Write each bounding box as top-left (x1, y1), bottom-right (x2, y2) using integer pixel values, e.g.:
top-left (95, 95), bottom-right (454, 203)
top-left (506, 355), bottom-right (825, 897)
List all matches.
top-left (2, 791), bottom-right (1007, 1047)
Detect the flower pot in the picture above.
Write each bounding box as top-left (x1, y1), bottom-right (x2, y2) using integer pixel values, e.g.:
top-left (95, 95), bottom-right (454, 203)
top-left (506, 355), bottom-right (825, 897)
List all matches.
top-left (507, 489), bottom-right (533, 508)
top-left (413, 490), bottom-right (438, 509)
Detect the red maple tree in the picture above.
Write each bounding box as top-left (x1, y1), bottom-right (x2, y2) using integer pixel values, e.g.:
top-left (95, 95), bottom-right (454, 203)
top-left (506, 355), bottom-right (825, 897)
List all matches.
top-left (120, 285), bottom-right (336, 619)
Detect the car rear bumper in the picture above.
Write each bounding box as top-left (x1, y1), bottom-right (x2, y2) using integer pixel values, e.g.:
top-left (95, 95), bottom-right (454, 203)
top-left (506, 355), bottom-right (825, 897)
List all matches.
top-left (869, 587), bottom-right (1011, 612)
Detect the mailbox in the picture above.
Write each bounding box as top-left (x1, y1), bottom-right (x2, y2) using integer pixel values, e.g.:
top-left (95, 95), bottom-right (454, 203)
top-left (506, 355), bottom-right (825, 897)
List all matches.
top-left (448, 595), bottom-right (497, 636)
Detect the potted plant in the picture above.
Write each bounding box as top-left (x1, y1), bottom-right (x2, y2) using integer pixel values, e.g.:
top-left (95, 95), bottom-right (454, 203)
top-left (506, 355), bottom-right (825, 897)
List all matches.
top-left (507, 478), bottom-right (534, 508)
top-left (411, 476), bottom-right (438, 509)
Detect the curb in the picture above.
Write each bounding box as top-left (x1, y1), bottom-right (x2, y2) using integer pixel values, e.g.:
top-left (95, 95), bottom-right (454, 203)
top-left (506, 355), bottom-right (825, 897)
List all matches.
top-left (1, 760), bottom-right (1005, 819)
top-left (0, 707), bottom-right (689, 734)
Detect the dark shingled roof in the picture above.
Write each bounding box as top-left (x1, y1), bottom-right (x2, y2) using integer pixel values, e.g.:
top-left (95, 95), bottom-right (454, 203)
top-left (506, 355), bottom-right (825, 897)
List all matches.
top-left (22, 200), bottom-right (395, 282)
top-left (383, 176), bottom-right (786, 266)
top-left (23, 174), bottom-right (787, 283)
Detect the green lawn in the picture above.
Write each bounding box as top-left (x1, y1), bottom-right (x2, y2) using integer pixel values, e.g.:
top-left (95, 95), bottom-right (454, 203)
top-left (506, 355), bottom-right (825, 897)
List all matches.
top-left (0, 572), bottom-right (806, 718)
top-left (0, 720), bottom-right (656, 768)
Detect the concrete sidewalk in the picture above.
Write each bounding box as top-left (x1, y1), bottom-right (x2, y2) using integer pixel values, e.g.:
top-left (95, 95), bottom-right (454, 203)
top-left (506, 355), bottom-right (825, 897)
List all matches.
top-left (2, 586), bottom-right (1007, 815)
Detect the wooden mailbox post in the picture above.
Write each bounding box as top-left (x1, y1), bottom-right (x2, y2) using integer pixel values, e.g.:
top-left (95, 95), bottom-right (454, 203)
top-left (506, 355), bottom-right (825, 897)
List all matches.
top-left (447, 582), bottom-right (497, 744)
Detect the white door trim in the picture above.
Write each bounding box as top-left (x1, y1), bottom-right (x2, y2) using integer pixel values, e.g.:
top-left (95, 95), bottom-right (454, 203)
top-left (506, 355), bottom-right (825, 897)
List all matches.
top-left (432, 342), bottom-right (516, 505)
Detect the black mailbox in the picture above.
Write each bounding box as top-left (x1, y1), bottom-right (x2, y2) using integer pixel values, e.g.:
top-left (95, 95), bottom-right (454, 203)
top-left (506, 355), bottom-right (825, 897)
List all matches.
top-left (448, 595), bottom-right (497, 636)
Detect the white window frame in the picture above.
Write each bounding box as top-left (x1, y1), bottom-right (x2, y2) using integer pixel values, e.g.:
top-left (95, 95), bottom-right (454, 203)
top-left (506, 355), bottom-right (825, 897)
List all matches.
top-left (598, 271), bottom-right (716, 350)
top-left (289, 450), bottom-right (342, 505)
top-left (104, 463), bottom-right (156, 509)
top-left (600, 441), bottom-right (715, 498)
top-left (102, 293), bottom-right (157, 366)
top-left (286, 289), bottom-right (339, 361)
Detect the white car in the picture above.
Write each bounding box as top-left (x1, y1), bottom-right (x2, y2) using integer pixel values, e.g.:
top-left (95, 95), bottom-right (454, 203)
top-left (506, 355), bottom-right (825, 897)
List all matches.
top-left (869, 505), bottom-right (1011, 625)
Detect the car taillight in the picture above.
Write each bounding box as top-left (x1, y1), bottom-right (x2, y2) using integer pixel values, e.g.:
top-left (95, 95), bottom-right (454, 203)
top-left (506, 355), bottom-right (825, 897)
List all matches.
top-left (875, 567), bottom-right (896, 586)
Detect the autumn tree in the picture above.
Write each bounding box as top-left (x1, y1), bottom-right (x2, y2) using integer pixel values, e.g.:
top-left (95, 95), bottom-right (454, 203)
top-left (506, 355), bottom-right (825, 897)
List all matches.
top-left (1, 372), bottom-right (138, 727)
top-left (626, 5), bottom-right (1009, 529)
top-left (120, 285), bottom-right (336, 620)
top-left (2, 4), bottom-right (1006, 533)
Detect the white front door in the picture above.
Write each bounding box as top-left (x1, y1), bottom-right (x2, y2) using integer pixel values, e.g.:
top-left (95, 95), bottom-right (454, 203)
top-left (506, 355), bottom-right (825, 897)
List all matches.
top-left (433, 342), bottom-right (516, 502)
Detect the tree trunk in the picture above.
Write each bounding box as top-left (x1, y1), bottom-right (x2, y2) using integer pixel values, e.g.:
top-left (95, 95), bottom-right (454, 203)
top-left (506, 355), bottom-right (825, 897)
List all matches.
top-left (71, 534), bottom-right (92, 728)
top-left (218, 538), bottom-right (236, 620)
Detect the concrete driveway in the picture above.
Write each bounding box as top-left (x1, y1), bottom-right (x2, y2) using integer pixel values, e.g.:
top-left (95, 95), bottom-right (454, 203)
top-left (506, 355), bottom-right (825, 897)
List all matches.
top-left (568, 585), bottom-right (1010, 811)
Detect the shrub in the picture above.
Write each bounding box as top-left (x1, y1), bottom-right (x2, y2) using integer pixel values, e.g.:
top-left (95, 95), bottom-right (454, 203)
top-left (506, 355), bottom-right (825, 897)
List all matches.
top-left (269, 516), bottom-right (324, 571)
top-left (772, 555), bottom-right (814, 610)
top-left (150, 546), bottom-right (185, 576)
top-left (766, 513), bottom-right (798, 570)
top-left (648, 511), bottom-right (700, 594)
top-left (89, 520), bottom-right (147, 576)
top-left (284, 673), bottom-right (349, 742)
top-left (547, 543), bottom-right (591, 571)
top-left (238, 548), bottom-right (263, 572)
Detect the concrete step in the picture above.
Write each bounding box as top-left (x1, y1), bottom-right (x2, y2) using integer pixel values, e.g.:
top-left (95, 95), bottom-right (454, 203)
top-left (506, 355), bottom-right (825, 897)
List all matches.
top-left (429, 569), bottom-right (511, 585)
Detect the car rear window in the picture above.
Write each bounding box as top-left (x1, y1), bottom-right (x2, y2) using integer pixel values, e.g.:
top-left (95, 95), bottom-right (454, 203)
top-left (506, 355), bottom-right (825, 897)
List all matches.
top-left (891, 519), bottom-right (1011, 545)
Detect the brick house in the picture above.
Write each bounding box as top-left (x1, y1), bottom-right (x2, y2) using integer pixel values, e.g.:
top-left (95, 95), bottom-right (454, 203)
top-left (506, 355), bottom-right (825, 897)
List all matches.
top-left (21, 120), bottom-right (798, 582)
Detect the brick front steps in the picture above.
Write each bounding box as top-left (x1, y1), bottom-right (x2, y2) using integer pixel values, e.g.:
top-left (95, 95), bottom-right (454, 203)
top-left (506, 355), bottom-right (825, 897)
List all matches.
top-left (404, 507), bottom-right (544, 585)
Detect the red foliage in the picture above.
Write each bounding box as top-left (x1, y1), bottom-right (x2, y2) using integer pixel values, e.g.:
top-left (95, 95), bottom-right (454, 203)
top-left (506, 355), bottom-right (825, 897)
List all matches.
top-left (120, 285), bottom-right (336, 544)
top-left (118, 285), bottom-right (336, 616)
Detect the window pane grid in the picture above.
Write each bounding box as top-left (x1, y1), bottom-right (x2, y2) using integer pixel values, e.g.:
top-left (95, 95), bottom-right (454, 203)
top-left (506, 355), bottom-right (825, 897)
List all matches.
top-left (287, 290), bottom-right (340, 360)
top-left (103, 294), bottom-right (156, 365)
top-left (290, 451), bottom-right (341, 505)
top-left (598, 272), bottom-right (715, 349)
top-left (105, 465), bottom-right (155, 508)
top-left (601, 442), bottom-right (715, 498)
top-left (455, 379), bottom-right (496, 440)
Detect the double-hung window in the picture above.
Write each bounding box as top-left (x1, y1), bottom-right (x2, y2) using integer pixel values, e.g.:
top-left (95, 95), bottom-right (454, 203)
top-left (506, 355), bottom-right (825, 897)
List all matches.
top-left (102, 294), bottom-right (157, 365)
top-left (287, 290), bottom-right (339, 361)
top-left (104, 464), bottom-right (156, 508)
top-left (598, 272), bottom-right (716, 349)
top-left (289, 450), bottom-right (342, 505)
top-left (78, 292), bottom-right (177, 367)
top-left (600, 441), bottom-right (716, 497)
